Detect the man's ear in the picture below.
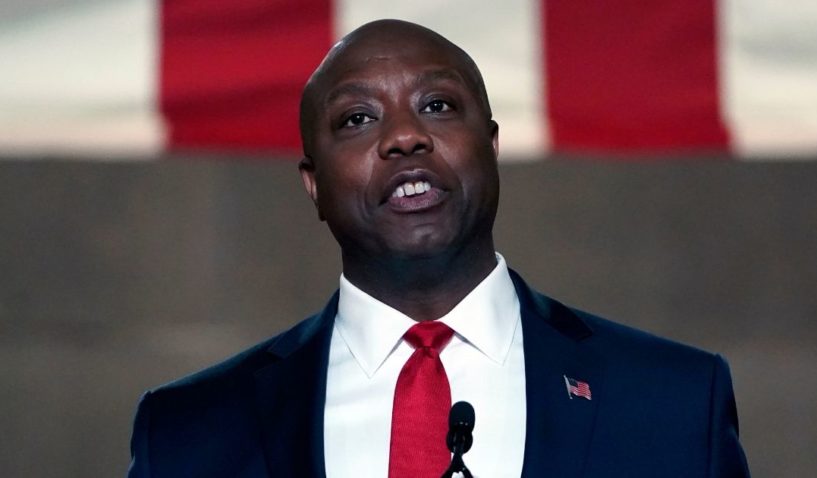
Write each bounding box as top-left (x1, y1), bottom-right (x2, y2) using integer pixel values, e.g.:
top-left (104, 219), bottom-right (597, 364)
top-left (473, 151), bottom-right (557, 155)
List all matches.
top-left (489, 119), bottom-right (499, 159)
top-left (298, 156), bottom-right (325, 221)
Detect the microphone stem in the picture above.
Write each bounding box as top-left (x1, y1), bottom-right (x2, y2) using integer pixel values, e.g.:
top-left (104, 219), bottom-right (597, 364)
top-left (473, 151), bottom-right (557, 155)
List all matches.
top-left (441, 452), bottom-right (472, 478)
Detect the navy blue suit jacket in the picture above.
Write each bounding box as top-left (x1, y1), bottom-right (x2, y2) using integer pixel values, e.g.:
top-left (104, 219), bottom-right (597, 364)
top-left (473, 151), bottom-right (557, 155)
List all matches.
top-left (128, 271), bottom-right (749, 477)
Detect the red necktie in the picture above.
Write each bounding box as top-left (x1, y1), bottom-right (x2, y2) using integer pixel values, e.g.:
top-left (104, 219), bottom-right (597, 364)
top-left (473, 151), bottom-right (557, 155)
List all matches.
top-left (388, 321), bottom-right (455, 478)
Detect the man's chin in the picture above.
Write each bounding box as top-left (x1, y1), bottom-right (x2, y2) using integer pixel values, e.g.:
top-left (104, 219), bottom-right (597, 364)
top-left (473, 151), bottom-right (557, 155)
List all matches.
top-left (381, 236), bottom-right (457, 262)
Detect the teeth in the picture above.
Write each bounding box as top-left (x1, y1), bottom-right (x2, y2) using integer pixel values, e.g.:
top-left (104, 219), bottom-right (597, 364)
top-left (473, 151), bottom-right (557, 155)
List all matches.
top-left (391, 180), bottom-right (433, 198)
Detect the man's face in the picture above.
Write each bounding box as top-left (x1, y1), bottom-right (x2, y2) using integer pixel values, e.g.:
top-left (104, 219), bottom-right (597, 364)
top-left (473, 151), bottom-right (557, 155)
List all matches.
top-left (300, 30), bottom-right (499, 262)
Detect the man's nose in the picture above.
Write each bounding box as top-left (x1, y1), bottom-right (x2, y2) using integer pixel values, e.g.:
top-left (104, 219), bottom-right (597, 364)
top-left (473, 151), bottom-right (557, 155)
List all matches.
top-left (377, 111), bottom-right (434, 159)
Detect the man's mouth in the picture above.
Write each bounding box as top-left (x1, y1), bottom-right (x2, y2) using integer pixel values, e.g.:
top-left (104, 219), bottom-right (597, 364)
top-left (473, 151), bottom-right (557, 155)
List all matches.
top-left (386, 180), bottom-right (445, 212)
top-left (391, 180), bottom-right (432, 198)
top-left (382, 169), bottom-right (447, 213)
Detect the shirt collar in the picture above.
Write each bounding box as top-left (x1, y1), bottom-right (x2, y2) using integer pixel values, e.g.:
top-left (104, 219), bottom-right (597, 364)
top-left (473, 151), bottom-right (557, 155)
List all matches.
top-left (336, 253), bottom-right (520, 378)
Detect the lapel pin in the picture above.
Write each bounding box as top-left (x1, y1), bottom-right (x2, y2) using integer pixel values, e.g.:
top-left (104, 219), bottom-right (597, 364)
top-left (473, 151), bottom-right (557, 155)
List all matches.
top-left (564, 375), bottom-right (592, 400)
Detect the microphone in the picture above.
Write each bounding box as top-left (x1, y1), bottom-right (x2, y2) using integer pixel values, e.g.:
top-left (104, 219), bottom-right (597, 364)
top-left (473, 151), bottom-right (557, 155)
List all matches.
top-left (447, 401), bottom-right (475, 454)
top-left (442, 401), bottom-right (475, 478)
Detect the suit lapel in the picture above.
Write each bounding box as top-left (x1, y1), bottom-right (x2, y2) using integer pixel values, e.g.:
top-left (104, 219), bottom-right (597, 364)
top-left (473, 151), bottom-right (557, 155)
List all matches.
top-left (253, 293), bottom-right (337, 478)
top-left (510, 272), bottom-right (603, 478)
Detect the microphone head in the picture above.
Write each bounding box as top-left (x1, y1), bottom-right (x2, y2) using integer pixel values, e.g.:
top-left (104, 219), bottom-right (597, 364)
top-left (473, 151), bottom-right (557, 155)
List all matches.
top-left (447, 401), bottom-right (475, 454)
top-left (449, 401), bottom-right (475, 431)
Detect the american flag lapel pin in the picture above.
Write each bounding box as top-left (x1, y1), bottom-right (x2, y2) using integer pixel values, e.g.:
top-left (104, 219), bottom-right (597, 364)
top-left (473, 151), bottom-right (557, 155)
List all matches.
top-left (564, 375), bottom-right (592, 400)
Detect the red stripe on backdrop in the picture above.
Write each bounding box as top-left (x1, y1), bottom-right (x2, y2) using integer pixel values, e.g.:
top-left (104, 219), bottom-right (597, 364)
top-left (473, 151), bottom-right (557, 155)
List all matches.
top-left (160, 0), bottom-right (332, 153)
top-left (543, 0), bottom-right (728, 153)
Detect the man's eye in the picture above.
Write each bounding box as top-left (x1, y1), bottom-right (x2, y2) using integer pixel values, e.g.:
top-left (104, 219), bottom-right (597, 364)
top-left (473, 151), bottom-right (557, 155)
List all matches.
top-left (421, 100), bottom-right (453, 113)
top-left (342, 113), bottom-right (375, 128)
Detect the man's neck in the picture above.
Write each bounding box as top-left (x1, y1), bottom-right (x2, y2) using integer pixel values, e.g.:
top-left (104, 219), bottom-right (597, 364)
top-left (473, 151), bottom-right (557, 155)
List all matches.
top-left (341, 241), bottom-right (498, 322)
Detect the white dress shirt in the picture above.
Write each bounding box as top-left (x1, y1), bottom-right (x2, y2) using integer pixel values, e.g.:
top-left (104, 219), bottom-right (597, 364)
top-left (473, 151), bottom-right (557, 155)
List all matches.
top-left (324, 254), bottom-right (526, 477)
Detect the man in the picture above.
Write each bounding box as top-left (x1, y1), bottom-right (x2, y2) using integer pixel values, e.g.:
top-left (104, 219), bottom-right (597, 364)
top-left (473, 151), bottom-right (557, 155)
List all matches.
top-left (128, 19), bottom-right (750, 477)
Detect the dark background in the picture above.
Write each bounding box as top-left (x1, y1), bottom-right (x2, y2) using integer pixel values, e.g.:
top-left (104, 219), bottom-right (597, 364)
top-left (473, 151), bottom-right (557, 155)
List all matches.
top-left (1, 155), bottom-right (815, 477)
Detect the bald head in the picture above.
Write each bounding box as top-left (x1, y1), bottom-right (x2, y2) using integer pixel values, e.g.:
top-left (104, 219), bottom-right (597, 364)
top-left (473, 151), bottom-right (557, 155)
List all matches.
top-left (299, 19), bottom-right (492, 156)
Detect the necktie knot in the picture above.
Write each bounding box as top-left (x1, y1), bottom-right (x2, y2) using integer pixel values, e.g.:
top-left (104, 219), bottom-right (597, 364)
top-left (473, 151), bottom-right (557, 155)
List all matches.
top-left (404, 321), bottom-right (454, 351)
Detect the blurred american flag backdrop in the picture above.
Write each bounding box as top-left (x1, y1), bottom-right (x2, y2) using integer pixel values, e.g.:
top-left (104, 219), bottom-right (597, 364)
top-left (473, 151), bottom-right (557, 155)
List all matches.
top-left (2, 0), bottom-right (816, 160)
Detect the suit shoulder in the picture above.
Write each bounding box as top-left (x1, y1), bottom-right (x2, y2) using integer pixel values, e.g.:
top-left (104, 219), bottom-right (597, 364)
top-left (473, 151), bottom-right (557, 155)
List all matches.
top-left (553, 302), bottom-right (730, 416)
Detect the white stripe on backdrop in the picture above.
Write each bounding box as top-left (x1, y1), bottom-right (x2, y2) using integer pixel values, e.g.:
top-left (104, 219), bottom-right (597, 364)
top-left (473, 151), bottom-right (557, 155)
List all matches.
top-left (719, 0), bottom-right (817, 158)
top-left (0, 0), bottom-right (162, 157)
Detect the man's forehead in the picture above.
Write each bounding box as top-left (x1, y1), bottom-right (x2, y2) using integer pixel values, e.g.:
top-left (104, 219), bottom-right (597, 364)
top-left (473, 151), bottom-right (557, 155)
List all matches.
top-left (313, 30), bottom-right (470, 89)
top-left (322, 67), bottom-right (471, 106)
top-left (328, 20), bottom-right (458, 62)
